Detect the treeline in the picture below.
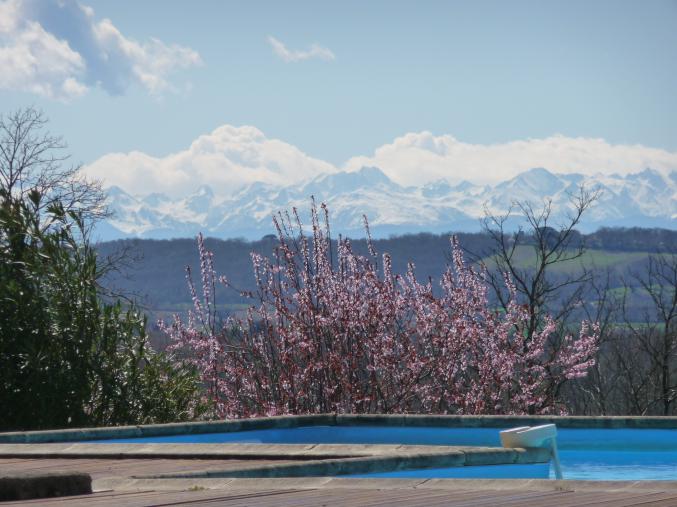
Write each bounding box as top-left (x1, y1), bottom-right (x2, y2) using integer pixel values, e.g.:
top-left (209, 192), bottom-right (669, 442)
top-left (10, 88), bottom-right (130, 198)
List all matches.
top-left (585, 227), bottom-right (677, 252)
top-left (95, 233), bottom-right (500, 307)
top-left (96, 226), bottom-right (677, 310)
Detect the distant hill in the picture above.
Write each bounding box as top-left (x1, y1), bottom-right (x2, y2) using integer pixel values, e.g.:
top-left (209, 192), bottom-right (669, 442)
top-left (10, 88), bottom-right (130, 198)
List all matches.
top-left (97, 228), bottom-right (677, 333)
top-left (95, 167), bottom-right (676, 241)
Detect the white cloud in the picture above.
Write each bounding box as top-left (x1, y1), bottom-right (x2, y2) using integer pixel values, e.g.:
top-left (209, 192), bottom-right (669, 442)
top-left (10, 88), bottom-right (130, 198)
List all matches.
top-left (83, 126), bottom-right (677, 199)
top-left (267, 36), bottom-right (335, 63)
top-left (0, 0), bottom-right (202, 100)
top-left (344, 132), bottom-right (677, 186)
top-left (0, 19), bottom-right (86, 99)
top-left (82, 125), bottom-right (338, 198)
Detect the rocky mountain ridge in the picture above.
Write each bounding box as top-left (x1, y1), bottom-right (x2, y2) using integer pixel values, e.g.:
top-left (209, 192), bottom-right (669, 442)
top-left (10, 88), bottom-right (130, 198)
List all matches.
top-left (98, 167), bottom-right (676, 240)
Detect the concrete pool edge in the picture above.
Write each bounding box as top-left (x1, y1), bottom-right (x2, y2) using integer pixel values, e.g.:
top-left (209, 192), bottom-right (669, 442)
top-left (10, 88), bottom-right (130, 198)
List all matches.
top-left (0, 443), bottom-right (550, 478)
top-left (2, 413), bottom-right (677, 443)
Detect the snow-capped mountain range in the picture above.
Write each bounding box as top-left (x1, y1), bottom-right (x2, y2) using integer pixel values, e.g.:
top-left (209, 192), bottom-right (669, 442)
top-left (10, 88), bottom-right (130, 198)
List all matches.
top-left (97, 167), bottom-right (676, 241)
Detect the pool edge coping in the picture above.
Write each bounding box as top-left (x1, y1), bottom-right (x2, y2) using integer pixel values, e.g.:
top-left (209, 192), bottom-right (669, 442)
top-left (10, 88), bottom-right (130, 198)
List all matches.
top-left (0, 443), bottom-right (551, 479)
top-left (3, 414), bottom-right (677, 443)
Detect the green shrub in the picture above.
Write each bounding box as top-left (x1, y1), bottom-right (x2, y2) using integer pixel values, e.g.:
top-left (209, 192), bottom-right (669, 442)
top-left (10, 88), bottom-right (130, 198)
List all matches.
top-left (0, 189), bottom-right (203, 431)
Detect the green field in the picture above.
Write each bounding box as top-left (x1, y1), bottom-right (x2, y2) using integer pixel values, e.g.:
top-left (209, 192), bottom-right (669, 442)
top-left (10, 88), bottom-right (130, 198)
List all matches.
top-left (481, 246), bottom-right (657, 274)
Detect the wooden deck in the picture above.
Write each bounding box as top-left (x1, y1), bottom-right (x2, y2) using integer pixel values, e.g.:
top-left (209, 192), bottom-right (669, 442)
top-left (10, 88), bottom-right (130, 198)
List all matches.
top-left (0, 457), bottom-right (300, 479)
top-left (4, 458), bottom-right (677, 506)
top-left (5, 484), bottom-right (677, 506)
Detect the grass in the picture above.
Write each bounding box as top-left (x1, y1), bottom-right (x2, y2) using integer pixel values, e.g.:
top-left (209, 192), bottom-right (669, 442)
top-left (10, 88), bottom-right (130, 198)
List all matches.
top-left (480, 246), bottom-right (656, 274)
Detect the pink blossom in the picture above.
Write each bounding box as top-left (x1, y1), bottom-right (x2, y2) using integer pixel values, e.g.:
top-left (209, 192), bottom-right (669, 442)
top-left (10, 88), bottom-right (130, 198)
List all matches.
top-left (161, 201), bottom-right (599, 418)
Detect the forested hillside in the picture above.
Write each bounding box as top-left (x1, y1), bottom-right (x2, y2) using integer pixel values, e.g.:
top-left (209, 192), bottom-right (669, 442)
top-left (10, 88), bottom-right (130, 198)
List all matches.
top-left (97, 227), bottom-right (677, 322)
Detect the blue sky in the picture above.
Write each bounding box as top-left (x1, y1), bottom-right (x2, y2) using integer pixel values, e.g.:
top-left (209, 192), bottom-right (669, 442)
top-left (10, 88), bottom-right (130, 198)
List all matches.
top-left (1, 0), bottom-right (676, 195)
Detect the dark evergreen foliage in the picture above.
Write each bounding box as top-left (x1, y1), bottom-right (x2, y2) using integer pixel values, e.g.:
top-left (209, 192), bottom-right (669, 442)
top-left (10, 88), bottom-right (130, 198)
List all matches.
top-left (0, 189), bottom-right (203, 430)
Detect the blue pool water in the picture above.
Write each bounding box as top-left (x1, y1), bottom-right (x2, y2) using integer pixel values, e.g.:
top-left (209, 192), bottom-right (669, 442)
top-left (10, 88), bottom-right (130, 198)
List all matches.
top-left (98, 426), bottom-right (677, 481)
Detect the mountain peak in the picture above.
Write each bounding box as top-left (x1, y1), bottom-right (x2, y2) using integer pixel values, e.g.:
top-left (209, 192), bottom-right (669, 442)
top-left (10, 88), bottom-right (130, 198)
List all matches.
top-left (106, 185), bottom-right (132, 197)
top-left (194, 184), bottom-right (214, 198)
top-left (143, 192), bottom-right (171, 207)
top-left (352, 166), bottom-right (392, 184)
top-left (300, 166), bottom-right (396, 196)
top-left (629, 168), bottom-right (667, 184)
top-left (183, 185), bottom-right (215, 215)
top-left (499, 167), bottom-right (562, 194)
top-left (105, 186), bottom-right (138, 208)
top-left (521, 167), bottom-right (557, 179)
top-left (422, 179), bottom-right (452, 198)
top-left (452, 180), bottom-right (477, 192)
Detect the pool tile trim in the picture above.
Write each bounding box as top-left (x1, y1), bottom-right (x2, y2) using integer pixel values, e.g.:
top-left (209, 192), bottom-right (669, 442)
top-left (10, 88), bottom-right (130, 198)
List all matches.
top-left (2, 413), bottom-right (677, 444)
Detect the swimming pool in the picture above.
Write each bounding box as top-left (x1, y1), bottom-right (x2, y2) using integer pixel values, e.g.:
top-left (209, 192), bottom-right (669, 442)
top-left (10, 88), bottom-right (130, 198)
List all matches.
top-left (97, 425), bottom-right (677, 481)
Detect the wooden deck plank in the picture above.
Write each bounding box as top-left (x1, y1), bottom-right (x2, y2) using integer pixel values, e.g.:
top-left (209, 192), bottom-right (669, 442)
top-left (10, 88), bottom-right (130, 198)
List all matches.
top-left (0, 490), bottom-right (160, 507)
top-left (357, 489), bottom-right (537, 507)
top-left (358, 491), bottom-right (464, 507)
top-left (234, 490), bottom-right (439, 507)
top-left (433, 490), bottom-right (572, 507)
top-left (0, 457), bottom-right (298, 479)
top-left (510, 493), bottom-right (626, 507)
top-left (572, 492), bottom-right (677, 507)
top-left (316, 488), bottom-right (459, 507)
top-left (137, 489), bottom-right (312, 507)
top-left (617, 493), bottom-right (677, 507)
top-left (243, 489), bottom-right (373, 507)
top-left (419, 490), bottom-right (569, 507)
top-left (3, 488), bottom-right (677, 507)
top-left (637, 498), bottom-right (677, 507)
top-left (376, 490), bottom-right (512, 507)
top-left (520, 491), bottom-right (676, 507)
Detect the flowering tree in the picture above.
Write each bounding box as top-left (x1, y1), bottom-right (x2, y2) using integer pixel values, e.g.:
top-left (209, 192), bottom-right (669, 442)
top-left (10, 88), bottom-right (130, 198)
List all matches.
top-left (161, 201), bottom-right (599, 418)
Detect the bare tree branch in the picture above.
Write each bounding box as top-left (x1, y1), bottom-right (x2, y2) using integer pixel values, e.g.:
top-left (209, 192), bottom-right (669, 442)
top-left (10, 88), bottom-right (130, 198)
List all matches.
top-left (0, 107), bottom-right (109, 233)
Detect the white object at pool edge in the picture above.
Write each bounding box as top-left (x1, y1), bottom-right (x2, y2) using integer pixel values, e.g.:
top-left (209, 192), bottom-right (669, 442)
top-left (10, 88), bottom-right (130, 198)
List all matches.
top-left (500, 424), bottom-right (563, 480)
